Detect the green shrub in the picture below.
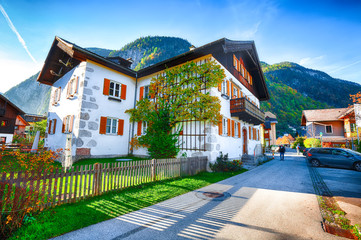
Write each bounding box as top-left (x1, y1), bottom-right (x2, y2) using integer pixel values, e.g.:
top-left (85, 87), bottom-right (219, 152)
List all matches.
top-left (304, 138), bottom-right (321, 148)
top-left (209, 152), bottom-right (243, 172)
top-left (292, 137), bottom-right (305, 148)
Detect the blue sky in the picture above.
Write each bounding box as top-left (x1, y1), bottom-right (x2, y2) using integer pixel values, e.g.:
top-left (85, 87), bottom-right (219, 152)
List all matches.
top-left (0, 0), bottom-right (360, 93)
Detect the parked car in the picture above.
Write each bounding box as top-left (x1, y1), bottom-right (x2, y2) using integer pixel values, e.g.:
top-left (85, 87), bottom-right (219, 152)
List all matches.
top-left (303, 148), bottom-right (311, 156)
top-left (307, 148), bottom-right (361, 172)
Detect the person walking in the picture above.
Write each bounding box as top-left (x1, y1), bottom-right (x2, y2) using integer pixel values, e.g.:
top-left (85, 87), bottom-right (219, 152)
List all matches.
top-left (296, 143), bottom-right (300, 155)
top-left (279, 145), bottom-right (286, 161)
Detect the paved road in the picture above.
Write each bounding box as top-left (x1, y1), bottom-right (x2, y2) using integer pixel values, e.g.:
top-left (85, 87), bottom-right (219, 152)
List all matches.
top-left (54, 153), bottom-right (343, 240)
top-left (316, 165), bottom-right (361, 226)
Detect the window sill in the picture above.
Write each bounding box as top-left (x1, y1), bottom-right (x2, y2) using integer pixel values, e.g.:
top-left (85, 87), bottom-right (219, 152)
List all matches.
top-left (221, 94), bottom-right (229, 100)
top-left (108, 96), bottom-right (122, 102)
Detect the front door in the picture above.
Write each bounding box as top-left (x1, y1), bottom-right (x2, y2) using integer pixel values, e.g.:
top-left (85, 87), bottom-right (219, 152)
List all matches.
top-left (243, 128), bottom-right (248, 154)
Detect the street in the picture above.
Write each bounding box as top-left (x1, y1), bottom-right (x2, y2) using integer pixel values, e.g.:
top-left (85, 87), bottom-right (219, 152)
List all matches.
top-left (54, 152), bottom-right (344, 240)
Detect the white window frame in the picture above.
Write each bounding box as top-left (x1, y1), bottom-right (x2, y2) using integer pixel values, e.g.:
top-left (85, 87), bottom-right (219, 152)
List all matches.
top-left (144, 85), bottom-right (150, 99)
top-left (49, 119), bottom-right (56, 134)
top-left (223, 118), bottom-right (227, 136)
top-left (109, 81), bottom-right (121, 98)
top-left (53, 87), bottom-right (61, 105)
top-left (142, 121), bottom-right (148, 135)
top-left (68, 77), bottom-right (78, 98)
top-left (221, 80), bottom-right (227, 95)
top-left (64, 116), bottom-right (72, 133)
top-left (233, 86), bottom-right (238, 98)
top-left (106, 117), bottom-right (118, 135)
top-left (235, 121), bottom-right (239, 138)
top-left (325, 125), bottom-right (333, 134)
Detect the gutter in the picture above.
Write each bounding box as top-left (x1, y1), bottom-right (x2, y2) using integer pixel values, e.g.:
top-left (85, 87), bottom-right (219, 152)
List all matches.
top-left (128, 72), bottom-right (138, 155)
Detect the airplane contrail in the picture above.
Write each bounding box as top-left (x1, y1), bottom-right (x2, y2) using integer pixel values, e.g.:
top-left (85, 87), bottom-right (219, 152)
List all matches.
top-left (0, 4), bottom-right (37, 63)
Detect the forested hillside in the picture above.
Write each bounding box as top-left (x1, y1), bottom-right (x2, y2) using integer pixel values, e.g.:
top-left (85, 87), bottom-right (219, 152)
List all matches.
top-left (108, 36), bottom-right (191, 70)
top-left (260, 62), bottom-right (359, 136)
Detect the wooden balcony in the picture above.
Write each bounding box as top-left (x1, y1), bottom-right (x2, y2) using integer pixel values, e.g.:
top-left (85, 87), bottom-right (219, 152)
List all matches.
top-left (230, 97), bottom-right (265, 125)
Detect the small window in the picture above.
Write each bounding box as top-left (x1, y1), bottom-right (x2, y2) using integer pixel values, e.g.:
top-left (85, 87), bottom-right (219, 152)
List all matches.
top-left (351, 123), bottom-right (356, 132)
top-left (109, 81), bottom-right (121, 98)
top-left (221, 80), bottom-right (227, 95)
top-left (142, 121), bottom-right (148, 135)
top-left (67, 77), bottom-right (79, 98)
top-left (223, 118), bottom-right (227, 136)
top-left (63, 115), bottom-right (74, 133)
top-left (0, 120), bottom-right (7, 127)
top-left (144, 86), bottom-right (150, 99)
top-left (0, 137), bottom-right (6, 144)
top-left (233, 86), bottom-right (238, 98)
top-left (53, 87), bottom-right (61, 105)
top-left (235, 121), bottom-right (238, 138)
top-left (106, 118), bottom-right (118, 134)
top-left (325, 125), bottom-right (332, 134)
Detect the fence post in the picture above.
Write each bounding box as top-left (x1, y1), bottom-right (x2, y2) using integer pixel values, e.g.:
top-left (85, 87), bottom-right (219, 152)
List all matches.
top-left (151, 159), bottom-right (157, 181)
top-left (94, 163), bottom-right (102, 196)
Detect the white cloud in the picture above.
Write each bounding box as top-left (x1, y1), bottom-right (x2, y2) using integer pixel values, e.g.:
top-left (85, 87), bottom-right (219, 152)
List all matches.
top-left (328, 59), bottom-right (361, 74)
top-left (241, 21), bottom-right (262, 39)
top-left (299, 55), bottom-right (325, 66)
top-left (0, 54), bottom-right (42, 93)
top-left (0, 4), bottom-right (37, 63)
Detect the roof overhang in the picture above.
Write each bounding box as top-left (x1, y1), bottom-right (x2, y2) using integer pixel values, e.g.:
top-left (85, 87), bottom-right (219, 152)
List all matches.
top-left (0, 94), bottom-right (25, 115)
top-left (137, 38), bottom-right (269, 101)
top-left (37, 37), bottom-right (135, 86)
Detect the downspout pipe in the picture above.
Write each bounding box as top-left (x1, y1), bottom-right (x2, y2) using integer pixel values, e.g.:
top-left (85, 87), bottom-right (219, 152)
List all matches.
top-left (128, 72), bottom-right (138, 155)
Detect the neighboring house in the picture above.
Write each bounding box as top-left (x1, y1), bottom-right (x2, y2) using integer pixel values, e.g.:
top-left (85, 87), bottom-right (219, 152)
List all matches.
top-left (37, 36), bottom-right (269, 162)
top-left (0, 94), bottom-right (25, 144)
top-left (301, 107), bottom-right (356, 147)
top-left (260, 111), bottom-right (277, 147)
top-left (23, 114), bottom-right (46, 124)
top-left (14, 115), bottom-right (29, 137)
top-left (276, 134), bottom-right (294, 146)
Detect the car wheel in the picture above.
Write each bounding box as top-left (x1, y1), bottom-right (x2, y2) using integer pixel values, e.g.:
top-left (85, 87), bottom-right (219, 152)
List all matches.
top-left (311, 159), bottom-right (320, 167)
top-left (354, 162), bottom-right (361, 172)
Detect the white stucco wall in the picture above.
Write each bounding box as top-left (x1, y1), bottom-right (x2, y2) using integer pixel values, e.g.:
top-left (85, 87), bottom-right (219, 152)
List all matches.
top-left (45, 62), bottom-right (86, 156)
top-left (0, 133), bottom-right (13, 144)
top-left (77, 61), bottom-right (136, 156)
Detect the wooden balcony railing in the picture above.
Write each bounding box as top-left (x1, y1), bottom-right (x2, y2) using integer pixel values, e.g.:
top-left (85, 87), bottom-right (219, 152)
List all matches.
top-left (230, 97), bottom-right (265, 125)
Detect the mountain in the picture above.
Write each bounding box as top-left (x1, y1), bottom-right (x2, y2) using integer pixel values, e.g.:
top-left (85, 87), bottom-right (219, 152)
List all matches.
top-left (4, 73), bottom-right (51, 114)
top-left (262, 62), bottom-right (361, 108)
top-left (261, 62), bottom-right (361, 136)
top-left (85, 47), bottom-right (113, 57)
top-left (108, 36), bottom-right (192, 70)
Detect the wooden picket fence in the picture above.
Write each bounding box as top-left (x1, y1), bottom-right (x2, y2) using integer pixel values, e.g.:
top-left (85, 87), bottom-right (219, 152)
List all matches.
top-left (0, 156), bottom-right (207, 210)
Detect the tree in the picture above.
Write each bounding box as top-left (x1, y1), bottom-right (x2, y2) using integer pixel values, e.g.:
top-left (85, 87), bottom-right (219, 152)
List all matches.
top-left (304, 138), bottom-right (321, 148)
top-left (126, 60), bottom-right (225, 158)
top-left (292, 137), bottom-right (305, 148)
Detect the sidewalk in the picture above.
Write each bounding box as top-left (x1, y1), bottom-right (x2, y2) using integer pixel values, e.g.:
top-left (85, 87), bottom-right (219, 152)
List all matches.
top-left (53, 153), bottom-right (342, 240)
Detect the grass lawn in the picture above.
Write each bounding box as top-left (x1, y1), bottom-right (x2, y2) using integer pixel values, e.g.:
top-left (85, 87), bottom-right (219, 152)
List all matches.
top-left (72, 155), bottom-right (150, 167)
top-left (10, 170), bottom-right (247, 240)
top-left (0, 153), bottom-right (148, 173)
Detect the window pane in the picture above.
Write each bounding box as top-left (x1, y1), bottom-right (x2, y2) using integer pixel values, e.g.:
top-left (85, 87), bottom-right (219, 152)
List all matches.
top-left (109, 82), bottom-right (114, 96)
top-left (112, 119), bottom-right (117, 133)
top-left (106, 119), bottom-right (111, 133)
top-left (145, 86), bottom-right (149, 98)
